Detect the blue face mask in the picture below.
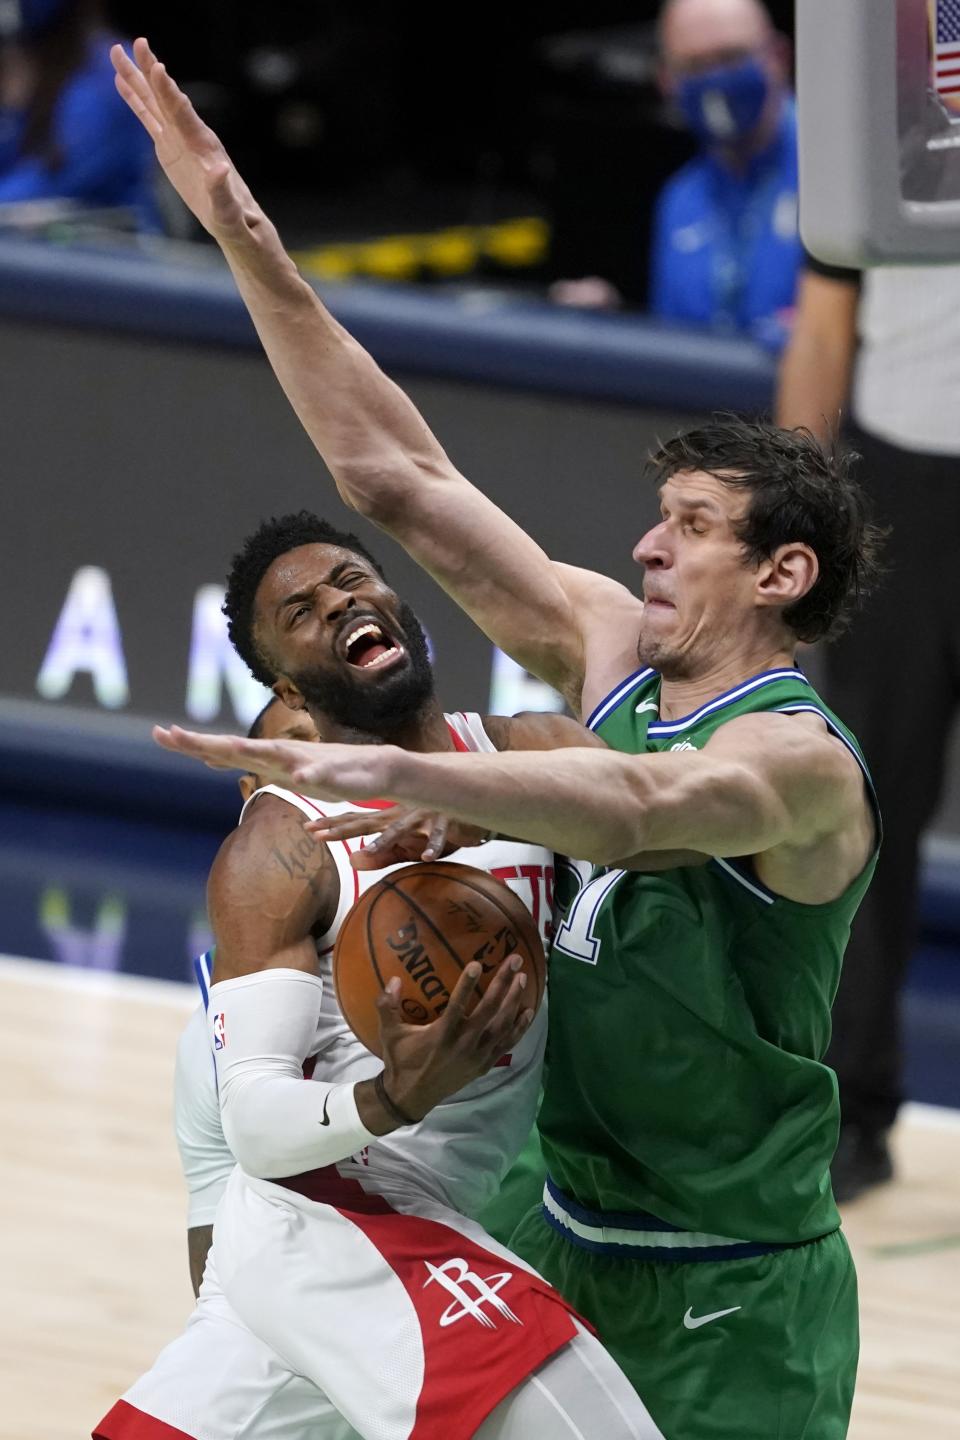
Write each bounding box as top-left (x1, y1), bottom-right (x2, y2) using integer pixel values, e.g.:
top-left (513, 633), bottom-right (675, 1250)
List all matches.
top-left (675, 56), bottom-right (771, 147)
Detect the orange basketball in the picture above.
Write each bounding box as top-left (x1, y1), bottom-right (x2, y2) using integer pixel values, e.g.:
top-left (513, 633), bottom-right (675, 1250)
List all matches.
top-left (332, 861), bottom-right (546, 1058)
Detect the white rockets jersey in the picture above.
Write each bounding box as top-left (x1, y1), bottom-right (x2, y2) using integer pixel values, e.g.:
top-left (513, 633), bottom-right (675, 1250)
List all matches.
top-left (176, 712), bottom-right (554, 1224)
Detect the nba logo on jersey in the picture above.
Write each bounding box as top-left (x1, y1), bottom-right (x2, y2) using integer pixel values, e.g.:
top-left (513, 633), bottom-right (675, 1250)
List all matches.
top-left (212, 1012), bottom-right (226, 1050)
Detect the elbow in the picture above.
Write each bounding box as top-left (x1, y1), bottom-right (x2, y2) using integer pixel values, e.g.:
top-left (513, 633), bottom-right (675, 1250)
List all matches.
top-left (334, 458), bottom-right (417, 526)
top-left (336, 455), bottom-right (451, 529)
top-left (221, 1111), bottom-right (290, 1180)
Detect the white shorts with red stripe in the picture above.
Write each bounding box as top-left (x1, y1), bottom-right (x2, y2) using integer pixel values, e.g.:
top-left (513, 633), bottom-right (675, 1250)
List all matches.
top-left (93, 1167), bottom-right (612, 1440)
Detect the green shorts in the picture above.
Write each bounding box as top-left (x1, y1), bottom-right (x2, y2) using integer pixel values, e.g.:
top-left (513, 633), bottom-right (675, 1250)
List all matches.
top-left (510, 1188), bottom-right (859, 1440)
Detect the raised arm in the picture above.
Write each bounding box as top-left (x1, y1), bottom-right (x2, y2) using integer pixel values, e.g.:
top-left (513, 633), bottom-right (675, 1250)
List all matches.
top-left (112, 40), bottom-right (642, 708)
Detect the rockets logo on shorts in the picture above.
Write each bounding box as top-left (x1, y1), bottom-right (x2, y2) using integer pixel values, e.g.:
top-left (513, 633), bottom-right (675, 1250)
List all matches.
top-left (423, 1258), bottom-right (522, 1329)
top-left (212, 1012), bottom-right (226, 1050)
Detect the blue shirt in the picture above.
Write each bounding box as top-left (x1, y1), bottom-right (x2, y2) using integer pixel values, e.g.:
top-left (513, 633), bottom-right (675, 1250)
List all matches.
top-left (650, 101), bottom-right (801, 350)
top-left (0, 35), bottom-right (160, 231)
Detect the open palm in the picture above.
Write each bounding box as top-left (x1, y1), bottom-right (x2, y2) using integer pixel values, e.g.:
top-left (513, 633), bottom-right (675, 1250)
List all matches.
top-left (111, 37), bottom-right (269, 249)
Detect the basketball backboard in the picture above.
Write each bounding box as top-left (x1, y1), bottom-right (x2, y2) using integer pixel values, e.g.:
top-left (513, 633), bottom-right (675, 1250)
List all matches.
top-left (797, 0), bottom-right (960, 264)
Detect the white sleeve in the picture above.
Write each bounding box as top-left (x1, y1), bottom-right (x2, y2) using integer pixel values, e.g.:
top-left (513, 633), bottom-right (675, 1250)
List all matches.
top-left (208, 968), bottom-right (378, 1178)
top-left (174, 1005), bottom-right (236, 1227)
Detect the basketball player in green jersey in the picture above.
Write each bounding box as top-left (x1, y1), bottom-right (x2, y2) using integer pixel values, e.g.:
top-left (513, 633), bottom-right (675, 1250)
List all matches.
top-left (119, 41), bottom-right (883, 1440)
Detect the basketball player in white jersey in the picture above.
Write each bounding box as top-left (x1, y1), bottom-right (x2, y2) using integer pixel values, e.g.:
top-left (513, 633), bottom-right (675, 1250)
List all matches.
top-left (175, 692), bottom-right (526, 1297)
top-left (94, 513), bottom-right (664, 1440)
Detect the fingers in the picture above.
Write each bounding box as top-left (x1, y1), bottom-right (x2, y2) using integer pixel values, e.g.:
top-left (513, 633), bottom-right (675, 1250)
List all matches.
top-left (146, 54), bottom-right (193, 127)
top-left (152, 724), bottom-right (254, 771)
top-left (422, 814), bottom-right (449, 862)
top-left (374, 977), bottom-right (405, 1044)
top-left (505, 1007), bottom-right (536, 1053)
top-left (440, 962), bottom-right (484, 1035)
top-left (133, 35), bottom-right (157, 71)
top-left (135, 39), bottom-right (217, 152)
top-left (468, 956), bottom-right (532, 1062)
top-left (470, 956), bottom-right (526, 1031)
top-left (440, 956), bottom-right (530, 1057)
top-left (111, 44), bottom-right (164, 141)
top-left (123, 40), bottom-right (168, 125)
top-left (304, 809), bottom-right (395, 842)
top-left (471, 954), bottom-right (525, 1015)
top-left (365, 809), bottom-right (434, 860)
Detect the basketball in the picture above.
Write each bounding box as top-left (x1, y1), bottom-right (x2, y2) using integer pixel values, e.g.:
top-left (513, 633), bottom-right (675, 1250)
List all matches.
top-left (332, 860), bottom-right (546, 1057)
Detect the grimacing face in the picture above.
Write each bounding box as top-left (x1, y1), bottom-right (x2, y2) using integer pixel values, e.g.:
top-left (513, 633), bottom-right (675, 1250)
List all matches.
top-left (252, 542), bottom-right (433, 733)
top-left (633, 470), bottom-right (778, 679)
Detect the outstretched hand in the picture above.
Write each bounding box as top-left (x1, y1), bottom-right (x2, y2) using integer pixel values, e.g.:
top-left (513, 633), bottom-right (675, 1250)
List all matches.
top-left (111, 38), bottom-right (277, 253)
top-left (153, 724), bottom-right (402, 803)
top-left (304, 805), bottom-right (490, 869)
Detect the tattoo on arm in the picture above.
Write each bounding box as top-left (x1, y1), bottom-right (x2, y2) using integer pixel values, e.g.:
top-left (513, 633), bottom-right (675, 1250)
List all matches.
top-left (269, 827), bottom-right (321, 882)
top-left (209, 799), bottom-right (342, 977)
top-left (268, 825), bottom-right (338, 910)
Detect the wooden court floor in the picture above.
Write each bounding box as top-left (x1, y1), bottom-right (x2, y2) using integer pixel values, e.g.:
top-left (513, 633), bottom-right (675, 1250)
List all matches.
top-left (2, 955), bottom-right (958, 1440)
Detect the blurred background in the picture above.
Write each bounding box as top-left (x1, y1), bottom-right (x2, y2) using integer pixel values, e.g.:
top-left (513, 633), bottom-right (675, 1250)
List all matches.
top-left (1, 3), bottom-right (958, 1434)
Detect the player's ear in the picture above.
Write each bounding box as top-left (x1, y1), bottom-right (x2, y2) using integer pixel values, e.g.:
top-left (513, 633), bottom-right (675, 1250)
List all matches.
top-left (272, 676), bottom-right (307, 712)
top-left (238, 774), bottom-right (257, 804)
top-left (755, 543), bottom-right (819, 610)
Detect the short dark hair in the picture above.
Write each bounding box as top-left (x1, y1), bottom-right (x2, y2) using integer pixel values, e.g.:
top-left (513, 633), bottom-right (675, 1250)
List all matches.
top-left (223, 511), bottom-right (386, 685)
top-left (247, 696), bottom-right (279, 740)
top-left (648, 416), bottom-right (886, 643)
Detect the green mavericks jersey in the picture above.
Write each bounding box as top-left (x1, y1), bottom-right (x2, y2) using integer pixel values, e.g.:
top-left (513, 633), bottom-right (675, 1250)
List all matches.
top-left (540, 664), bottom-right (879, 1246)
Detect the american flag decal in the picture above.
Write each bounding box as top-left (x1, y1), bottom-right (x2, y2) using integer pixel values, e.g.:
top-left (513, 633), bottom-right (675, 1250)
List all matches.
top-left (934, 0), bottom-right (960, 98)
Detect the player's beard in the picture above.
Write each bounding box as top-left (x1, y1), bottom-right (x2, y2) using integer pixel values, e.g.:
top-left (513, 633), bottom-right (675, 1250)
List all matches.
top-left (291, 601), bottom-right (435, 735)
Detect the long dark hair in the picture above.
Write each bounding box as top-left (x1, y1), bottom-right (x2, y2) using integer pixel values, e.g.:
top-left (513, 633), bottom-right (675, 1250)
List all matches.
top-left (2, 0), bottom-right (103, 171)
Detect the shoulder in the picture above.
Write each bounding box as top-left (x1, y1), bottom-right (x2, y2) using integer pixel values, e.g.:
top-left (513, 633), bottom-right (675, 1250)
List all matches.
top-left (552, 564), bottom-right (645, 723)
top-left (208, 792), bottom-right (339, 931)
top-left (655, 157), bottom-right (711, 223)
top-left (715, 711), bottom-right (876, 900)
top-left (211, 792), bottom-right (298, 883)
top-left (706, 707), bottom-right (854, 764)
top-left (706, 710), bottom-right (870, 829)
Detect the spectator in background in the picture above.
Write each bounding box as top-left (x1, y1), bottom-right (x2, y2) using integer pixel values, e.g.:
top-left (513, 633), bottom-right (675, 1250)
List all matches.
top-left (650, 0), bottom-right (800, 346)
top-left (553, 0), bottom-right (801, 348)
top-left (0, 0), bottom-right (159, 229)
top-left (777, 256), bottom-right (960, 1200)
